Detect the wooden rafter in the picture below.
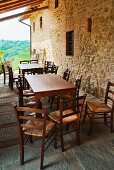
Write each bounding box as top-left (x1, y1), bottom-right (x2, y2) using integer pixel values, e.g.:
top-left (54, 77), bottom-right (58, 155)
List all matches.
top-left (0, 0), bottom-right (46, 13)
top-left (0, 0), bottom-right (44, 13)
top-left (0, 6), bottom-right (48, 22)
top-left (0, 0), bottom-right (48, 22)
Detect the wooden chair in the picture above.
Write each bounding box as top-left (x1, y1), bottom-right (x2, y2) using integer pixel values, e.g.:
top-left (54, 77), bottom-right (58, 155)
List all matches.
top-left (63, 69), bottom-right (70, 81)
top-left (44, 65), bottom-right (59, 74)
top-left (44, 61), bottom-right (53, 67)
top-left (51, 66), bottom-right (59, 74)
top-left (82, 81), bottom-right (114, 135)
top-left (8, 66), bottom-right (18, 90)
top-left (55, 76), bottom-right (82, 110)
top-left (16, 76), bottom-right (38, 108)
top-left (30, 59), bottom-right (38, 64)
top-left (49, 69), bottom-right (70, 108)
top-left (49, 96), bottom-right (82, 152)
top-left (14, 106), bottom-right (56, 169)
top-left (19, 60), bottom-right (30, 75)
top-left (32, 67), bottom-right (44, 75)
top-left (2, 64), bottom-right (9, 84)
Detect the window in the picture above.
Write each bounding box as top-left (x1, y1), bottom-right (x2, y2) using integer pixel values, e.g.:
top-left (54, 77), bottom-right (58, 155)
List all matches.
top-left (33, 22), bottom-right (35, 32)
top-left (88, 17), bottom-right (92, 32)
top-left (55, 0), bottom-right (58, 8)
top-left (40, 16), bottom-right (42, 28)
top-left (66, 31), bottom-right (74, 56)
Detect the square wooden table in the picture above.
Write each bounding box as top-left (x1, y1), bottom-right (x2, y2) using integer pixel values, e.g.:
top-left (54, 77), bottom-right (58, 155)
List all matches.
top-left (18, 63), bottom-right (42, 88)
top-left (25, 74), bottom-right (76, 100)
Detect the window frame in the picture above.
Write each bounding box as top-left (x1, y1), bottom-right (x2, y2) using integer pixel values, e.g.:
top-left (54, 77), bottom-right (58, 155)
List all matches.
top-left (55, 0), bottom-right (58, 8)
top-left (33, 22), bottom-right (35, 32)
top-left (66, 30), bottom-right (74, 56)
top-left (40, 16), bottom-right (43, 28)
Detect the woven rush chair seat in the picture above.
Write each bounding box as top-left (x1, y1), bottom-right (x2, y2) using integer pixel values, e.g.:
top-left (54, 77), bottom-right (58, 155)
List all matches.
top-left (49, 109), bottom-right (79, 124)
top-left (87, 101), bottom-right (111, 113)
top-left (23, 119), bottom-right (55, 137)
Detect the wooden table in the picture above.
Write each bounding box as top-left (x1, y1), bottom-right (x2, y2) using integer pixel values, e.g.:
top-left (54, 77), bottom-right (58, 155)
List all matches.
top-left (25, 74), bottom-right (76, 100)
top-left (18, 64), bottom-right (42, 88)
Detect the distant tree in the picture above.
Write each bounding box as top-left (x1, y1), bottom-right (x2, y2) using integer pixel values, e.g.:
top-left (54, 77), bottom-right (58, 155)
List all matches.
top-left (0, 50), bottom-right (3, 73)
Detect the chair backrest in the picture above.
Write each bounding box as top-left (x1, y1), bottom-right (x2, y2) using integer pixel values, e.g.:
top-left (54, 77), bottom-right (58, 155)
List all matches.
top-left (14, 105), bottom-right (48, 137)
top-left (105, 82), bottom-right (114, 112)
top-left (44, 65), bottom-right (58, 74)
top-left (30, 59), bottom-right (38, 64)
top-left (59, 96), bottom-right (80, 123)
top-left (51, 66), bottom-right (59, 74)
top-left (75, 76), bottom-right (82, 98)
top-left (63, 69), bottom-right (70, 81)
top-left (79, 93), bottom-right (87, 113)
top-left (20, 60), bottom-right (29, 64)
top-left (44, 61), bottom-right (54, 67)
top-left (32, 68), bottom-right (44, 75)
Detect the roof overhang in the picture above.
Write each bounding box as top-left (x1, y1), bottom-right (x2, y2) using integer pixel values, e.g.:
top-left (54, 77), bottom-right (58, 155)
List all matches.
top-left (0, 0), bottom-right (48, 22)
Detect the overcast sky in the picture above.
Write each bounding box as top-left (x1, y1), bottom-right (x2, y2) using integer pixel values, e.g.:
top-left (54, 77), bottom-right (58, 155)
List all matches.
top-left (0, 8), bottom-right (30, 41)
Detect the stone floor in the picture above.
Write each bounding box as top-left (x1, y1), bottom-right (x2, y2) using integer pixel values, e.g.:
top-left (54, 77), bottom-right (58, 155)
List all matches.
top-left (0, 74), bottom-right (114, 170)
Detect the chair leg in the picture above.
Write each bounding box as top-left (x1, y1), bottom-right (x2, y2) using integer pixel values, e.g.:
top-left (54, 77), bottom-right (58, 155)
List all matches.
top-left (4, 74), bottom-right (6, 84)
top-left (50, 96), bottom-right (55, 108)
top-left (11, 80), bottom-right (13, 90)
top-left (48, 97), bottom-right (50, 102)
top-left (110, 112), bottom-right (113, 132)
top-left (54, 124), bottom-right (57, 149)
top-left (20, 136), bottom-right (24, 165)
top-left (57, 96), bottom-right (60, 110)
top-left (40, 136), bottom-right (45, 170)
top-left (29, 135), bottom-right (33, 144)
top-left (104, 113), bottom-right (107, 125)
top-left (88, 114), bottom-right (94, 136)
top-left (76, 121), bottom-right (80, 145)
top-left (82, 103), bottom-right (87, 123)
top-left (60, 124), bottom-right (64, 152)
top-left (66, 123), bottom-right (69, 131)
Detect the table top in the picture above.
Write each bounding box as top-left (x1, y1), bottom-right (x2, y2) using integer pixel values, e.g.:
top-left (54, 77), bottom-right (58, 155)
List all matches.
top-left (25, 74), bottom-right (76, 99)
top-left (18, 64), bottom-right (41, 70)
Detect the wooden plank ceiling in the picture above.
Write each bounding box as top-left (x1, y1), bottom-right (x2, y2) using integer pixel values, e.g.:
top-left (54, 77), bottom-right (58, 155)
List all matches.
top-left (0, 0), bottom-right (48, 22)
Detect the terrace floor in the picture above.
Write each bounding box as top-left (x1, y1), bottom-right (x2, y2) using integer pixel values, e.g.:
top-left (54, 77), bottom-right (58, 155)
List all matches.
top-left (0, 74), bottom-right (114, 170)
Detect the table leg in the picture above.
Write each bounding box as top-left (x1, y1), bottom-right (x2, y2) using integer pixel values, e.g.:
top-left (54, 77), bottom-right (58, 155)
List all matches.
top-left (22, 70), bottom-right (25, 89)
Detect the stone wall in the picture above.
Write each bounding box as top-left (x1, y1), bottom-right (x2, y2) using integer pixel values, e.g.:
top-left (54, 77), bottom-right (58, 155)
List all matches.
top-left (30, 0), bottom-right (114, 97)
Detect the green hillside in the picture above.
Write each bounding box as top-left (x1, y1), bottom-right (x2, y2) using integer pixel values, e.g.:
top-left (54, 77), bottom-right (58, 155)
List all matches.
top-left (0, 39), bottom-right (30, 72)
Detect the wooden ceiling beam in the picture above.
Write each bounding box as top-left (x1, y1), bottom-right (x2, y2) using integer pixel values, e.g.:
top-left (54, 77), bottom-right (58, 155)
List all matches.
top-left (0, 0), bottom-right (44, 13)
top-left (0, 0), bottom-right (42, 9)
top-left (0, 0), bottom-right (31, 5)
top-left (0, 6), bottom-right (48, 22)
top-left (0, 0), bottom-right (40, 8)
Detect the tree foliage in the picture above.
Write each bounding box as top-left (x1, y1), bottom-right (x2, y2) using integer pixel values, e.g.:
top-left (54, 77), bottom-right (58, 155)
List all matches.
top-left (0, 39), bottom-right (30, 71)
